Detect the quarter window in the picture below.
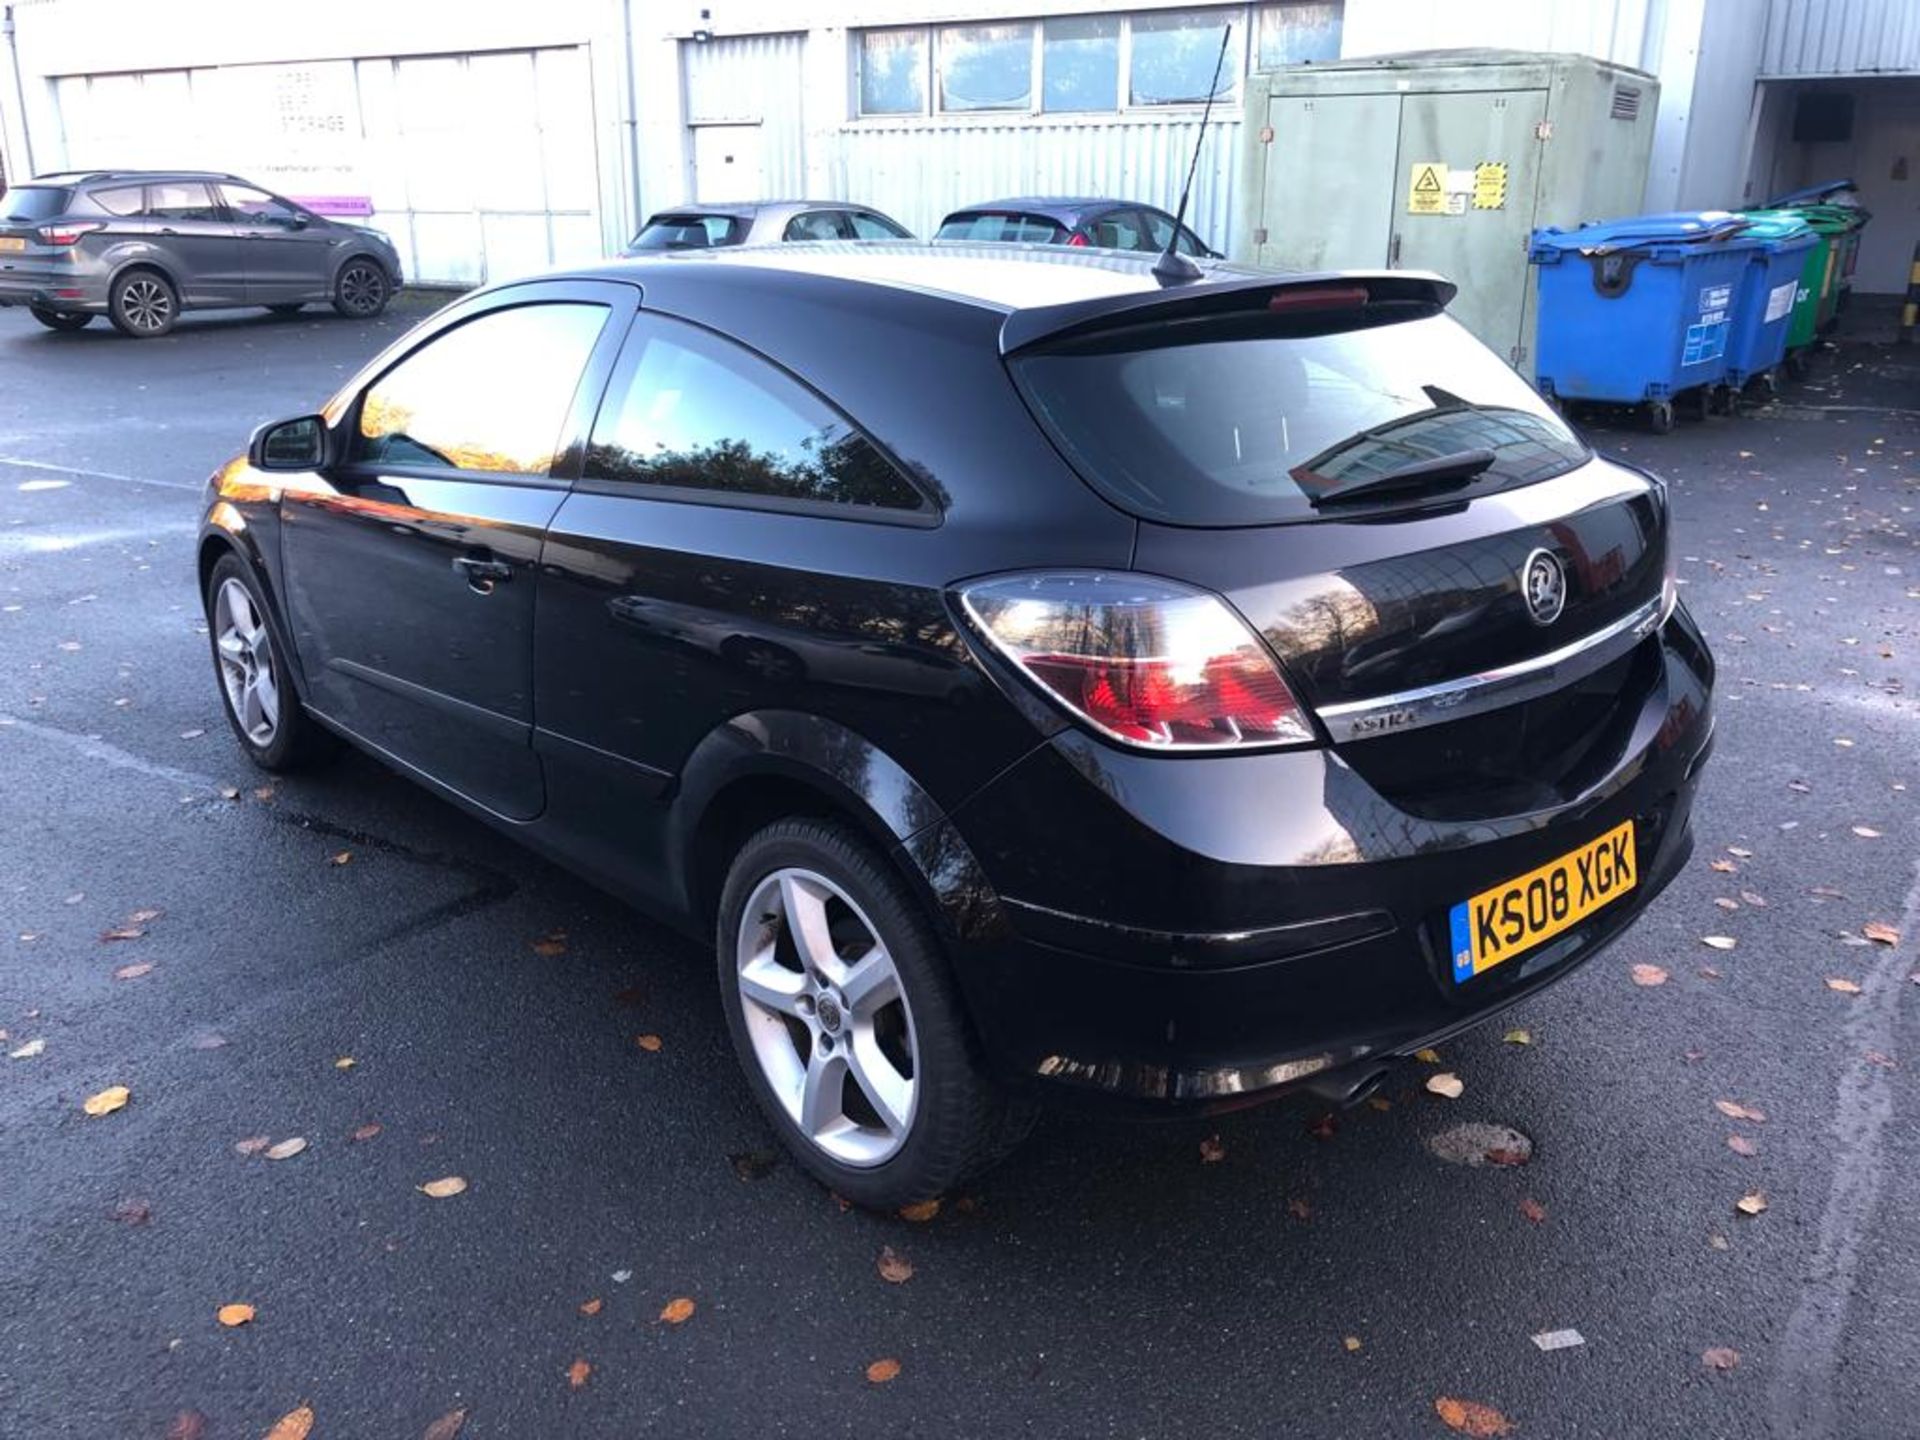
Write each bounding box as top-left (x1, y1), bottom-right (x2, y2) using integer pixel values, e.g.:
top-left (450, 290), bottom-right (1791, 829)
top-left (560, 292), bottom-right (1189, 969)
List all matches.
top-left (585, 316), bottom-right (924, 513)
top-left (353, 303), bottom-right (608, 475)
top-left (90, 186), bottom-right (145, 217)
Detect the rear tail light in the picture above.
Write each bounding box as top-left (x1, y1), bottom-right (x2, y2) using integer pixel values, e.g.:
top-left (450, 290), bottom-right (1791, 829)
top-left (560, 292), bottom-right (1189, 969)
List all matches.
top-left (958, 572), bottom-right (1314, 751)
top-left (37, 222), bottom-right (104, 247)
top-left (1066, 232), bottom-right (1089, 247)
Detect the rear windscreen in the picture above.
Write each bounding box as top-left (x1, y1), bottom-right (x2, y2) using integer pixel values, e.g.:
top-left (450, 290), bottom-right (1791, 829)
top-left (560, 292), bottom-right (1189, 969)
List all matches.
top-left (935, 213), bottom-right (1066, 244)
top-left (0, 186), bottom-right (72, 223)
top-left (1010, 311), bottom-right (1589, 525)
top-left (630, 214), bottom-right (745, 250)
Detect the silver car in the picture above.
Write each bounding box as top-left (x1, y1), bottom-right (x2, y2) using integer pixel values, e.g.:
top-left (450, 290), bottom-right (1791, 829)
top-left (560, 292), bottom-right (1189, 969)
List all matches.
top-left (0, 169), bottom-right (403, 337)
top-left (622, 200), bottom-right (911, 253)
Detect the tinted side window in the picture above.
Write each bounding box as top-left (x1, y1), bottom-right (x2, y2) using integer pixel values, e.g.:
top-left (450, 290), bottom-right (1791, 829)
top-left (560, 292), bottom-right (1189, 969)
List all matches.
top-left (848, 211), bottom-right (908, 239)
top-left (90, 186), bottom-right (146, 218)
top-left (353, 303), bottom-right (608, 475)
top-left (935, 212), bottom-right (1064, 243)
top-left (220, 184), bottom-right (303, 224)
top-left (1175, 225), bottom-right (1209, 257)
top-left (1088, 210), bottom-right (1145, 251)
top-left (585, 316), bottom-right (924, 513)
top-left (631, 215), bottom-right (743, 250)
top-left (783, 210), bottom-right (850, 242)
top-left (0, 186), bottom-right (72, 222)
top-left (144, 182), bottom-right (222, 221)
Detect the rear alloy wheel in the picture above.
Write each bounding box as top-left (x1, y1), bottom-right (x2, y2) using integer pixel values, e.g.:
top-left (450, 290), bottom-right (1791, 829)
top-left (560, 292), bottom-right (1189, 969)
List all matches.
top-left (332, 260), bottom-right (390, 319)
top-left (717, 820), bottom-right (1033, 1208)
top-left (109, 271), bottom-right (177, 337)
top-left (204, 554), bottom-right (337, 772)
top-left (29, 305), bottom-right (91, 332)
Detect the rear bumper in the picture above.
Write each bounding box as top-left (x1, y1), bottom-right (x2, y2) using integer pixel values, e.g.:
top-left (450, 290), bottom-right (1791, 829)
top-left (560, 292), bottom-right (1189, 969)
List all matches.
top-left (928, 606), bottom-right (1715, 1110)
top-left (0, 261), bottom-right (104, 311)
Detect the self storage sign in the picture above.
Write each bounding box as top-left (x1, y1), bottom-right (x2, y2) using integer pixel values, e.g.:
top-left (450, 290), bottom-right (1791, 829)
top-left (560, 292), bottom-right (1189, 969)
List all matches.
top-left (1681, 283), bottom-right (1732, 367)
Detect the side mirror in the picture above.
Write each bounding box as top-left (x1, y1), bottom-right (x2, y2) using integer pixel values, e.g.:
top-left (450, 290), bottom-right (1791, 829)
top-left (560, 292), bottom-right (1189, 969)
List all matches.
top-left (250, 414), bottom-right (327, 471)
top-left (284, 214), bottom-right (311, 230)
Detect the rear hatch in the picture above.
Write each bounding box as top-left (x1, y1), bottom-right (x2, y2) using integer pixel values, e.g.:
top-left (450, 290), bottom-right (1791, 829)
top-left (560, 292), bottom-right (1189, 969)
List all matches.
top-left (935, 211), bottom-right (1070, 245)
top-left (1006, 277), bottom-right (1670, 819)
top-left (0, 185), bottom-right (74, 271)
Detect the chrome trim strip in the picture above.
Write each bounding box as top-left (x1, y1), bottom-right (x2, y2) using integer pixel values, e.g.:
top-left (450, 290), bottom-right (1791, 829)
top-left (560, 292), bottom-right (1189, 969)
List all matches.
top-left (1315, 594), bottom-right (1666, 743)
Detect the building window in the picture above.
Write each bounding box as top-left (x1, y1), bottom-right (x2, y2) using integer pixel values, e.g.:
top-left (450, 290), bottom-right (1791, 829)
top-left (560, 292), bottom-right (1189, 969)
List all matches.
top-left (1256, 1), bottom-right (1344, 67)
top-left (938, 23), bottom-right (1035, 112)
top-left (853, 5), bottom-right (1341, 118)
top-left (858, 28), bottom-right (928, 116)
top-left (1042, 15), bottom-right (1120, 112)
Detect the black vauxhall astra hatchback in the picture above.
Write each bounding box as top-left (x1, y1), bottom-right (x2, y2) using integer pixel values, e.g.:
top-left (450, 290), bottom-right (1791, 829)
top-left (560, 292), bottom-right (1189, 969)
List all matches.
top-left (199, 242), bottom-right (1714, 1207)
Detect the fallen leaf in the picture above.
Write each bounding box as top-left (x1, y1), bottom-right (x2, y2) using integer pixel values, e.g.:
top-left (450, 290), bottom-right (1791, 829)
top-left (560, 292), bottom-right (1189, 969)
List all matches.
top-left (217, 1303), bottom-right (255, 1327)
top-left (866, 1358), bottom-right (902, 1385)
top-left (333, 1056), bottom-right (355, 1070)
top-left (1851, 826), bottom-right (1882, 839)
top-left (567, 1358), bottom-right (591, 1389)
top-left (531, 931), bottom-right (568, 957)
top-left (1710, 859), bottom-right (1738, 874)
top-left (100, 926), bottom-right (146, 942)
top-left (1531, 1328), bottom-right (1585, 1351)
top-left (877, 1246), bottom-right (914, 1283)
top-left (579, 1297), bottom-right (603, 1317)
top-left (1366, 1095), bottom-right (1392, 1112)
top-left (1835, 737), bottom-right (1854, 748)
top-left (1519, 1196), bottom-right (1547, 1224)
top-left (264, 1406), bottom-right (315, 1440)
top-left (189, 1032), bottom-right (229, 1050)
top-left (1343, 1335), bottom-right (1362, 1352)
top-left (217, 785), bottom-right (240, 801)
top-left (265, 1137), bottom-right (308, 1161)
top-left (1425, 1072), bottom-right (1465, 1099)
top-left (253, 786), bottom-right (275, 802)
top-left (9, 1037), bottom-right (46, 1060)
top-left (729, 1150), bottom-right (777, 1181)
top-left (83, 1085), bottom-right (130, 1116)
top-left (1485, 1146), bottom-right (1529, 1167)
top-left (165, 1410), bottom-right (209, 1440)
top-left (350, 1122), bottom-right (382, 1142)
top-left (1739, 891), bottom-right (1767, 908)
top-left (1631, 963), bottom-right (1670, 986)
top-left (611, 1269), bottom-right (633, 1283)
top-left (1810, 885), bottom-right (1847, 899)
top-left (1736, 1190), bottom-right (1768, 1216)
top-left (1727, 846), bottom-right (1754, 858)
top-left (1703, 1347), bottom-right (1741, 1371)
top-left (898, 1198), bottom-right (941, 1222)
top-left (1863, 921), bottom-right (1900, 946)
top-left (419, 1175), bottom-right (467, 1198)
top-left (1198, 1134), bottom-right (1227, 1163)
top-left (328, 851), bottom-right (352, 866)
top-left (114, 962), bottom-right (154, 981)
top-left (1714, 1099), bottom-right (1766, 1123)
top-left (1826, 977), bottom-right (1863, 995)
top-left (1413, 1048), bottom-right (1442, 1063)
top-left (1307, 1111), bottom-right (1339, 1140)
top-left (1699, 965), bottom-right (1723, 980)
top-left (1727, 1135), bottom-right (1758, 1156)
top-left (421, 1408), bottom-right (467, 1440)
top-left (1702, 936), bottom-right (1737, 951)
top-left (1714, 897), bottom-right (1740, 911)
top-left (635, 1033), bottom-right (663, 1052)
top-left (234, 1135), bottom-right (272, 1156)
top-left (1434, 1396), bottom-right (1514, 1436)
top-left (111, 1197), bottom-right (152, 1225)
top-left (1866, 1051), bottom-right (1897, 1070)
top-left (1503, 1028), bottom-right (1532, 1046)
top-left (127, 908), bottom-right (163, 924)
top-left (659, 1296), bottom-right (696, 1325)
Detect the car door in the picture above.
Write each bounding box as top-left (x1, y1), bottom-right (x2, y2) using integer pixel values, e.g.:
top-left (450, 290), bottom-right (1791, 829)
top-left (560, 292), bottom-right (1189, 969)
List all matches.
top-left (276, 279), bottom-right (635, 818)
top-left (219, 183), bottom-right (336, 303)
top-left (142, 181), bottom-right (247, 304)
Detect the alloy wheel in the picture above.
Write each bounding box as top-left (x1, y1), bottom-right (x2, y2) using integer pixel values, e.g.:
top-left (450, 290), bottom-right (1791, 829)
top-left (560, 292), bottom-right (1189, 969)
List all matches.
top-left (214, 578), bottom-right (281, 748)
top-left (734, 867), bottom-right (919, 1166)
top-left (119, 278), bottom-right (173, 333)
top-left (338, 263), bottom-right (386, 316)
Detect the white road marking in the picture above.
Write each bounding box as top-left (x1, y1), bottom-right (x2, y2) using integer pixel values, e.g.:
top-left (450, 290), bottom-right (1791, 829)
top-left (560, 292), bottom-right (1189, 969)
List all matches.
top-left (0, 712), bottom-right (214, 792)
top-left (0, 455), bottom-right (200, 492)
top-left (16, 478), bottom-right (70, 491)
top-left (1768, 852), bottom-right (1920, 1439)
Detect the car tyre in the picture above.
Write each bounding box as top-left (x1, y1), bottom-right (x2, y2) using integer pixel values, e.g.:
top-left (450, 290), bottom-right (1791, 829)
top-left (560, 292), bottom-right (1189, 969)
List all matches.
top-left (204, 553), bottom-right (339, 772)
top-left (29, 305), bottom-right (91, 332)
top-left (108, 268), bottom-right (179, 337)
top-left (716, 818), bottom-right (1035, 1209)
top-left (332, 260), bottom-right (391, 319)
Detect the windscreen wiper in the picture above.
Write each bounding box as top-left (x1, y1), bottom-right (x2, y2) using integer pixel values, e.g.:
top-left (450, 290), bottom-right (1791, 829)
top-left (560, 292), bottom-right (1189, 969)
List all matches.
top-left (1307, 447), bottom-right (1497, 509)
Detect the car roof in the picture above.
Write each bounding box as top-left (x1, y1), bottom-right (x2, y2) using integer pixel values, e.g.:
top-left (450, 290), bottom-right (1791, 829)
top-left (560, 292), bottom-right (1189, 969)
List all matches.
top-left (567, 241), bottom-right (1451, 351)
top-left (941, 197), bottom-right (1166, 225)
top-left (647, 200), bottom-right (882, 220)
top-left (33, 169), bottom-right (250, 185)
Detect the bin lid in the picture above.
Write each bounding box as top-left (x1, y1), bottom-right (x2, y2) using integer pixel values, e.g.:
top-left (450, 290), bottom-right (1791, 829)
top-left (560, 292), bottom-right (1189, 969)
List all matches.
top-left (1774, 202), bottom-right (1859, 235)
top-left (1766, 178), bottom-right (1857, 207)
top-left (1530, 210), bottom-right (1758, 259)
top-left (1732, 210), bottom-right (1817, 246)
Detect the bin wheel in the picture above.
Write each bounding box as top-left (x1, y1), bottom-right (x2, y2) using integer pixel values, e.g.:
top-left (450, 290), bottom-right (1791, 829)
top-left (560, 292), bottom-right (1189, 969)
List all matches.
top-left (1756, 369), bottom-right (1780, 399)
top-left (1784, 348), bottom-right (1812, 380)
top-left (1648, 400), bottom-right (1676, 435)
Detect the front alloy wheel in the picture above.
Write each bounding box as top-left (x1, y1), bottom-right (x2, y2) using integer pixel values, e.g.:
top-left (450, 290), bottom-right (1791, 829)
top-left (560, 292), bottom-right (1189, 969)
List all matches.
top-left (333, 261), bottom-right (390, 318)
top-left (214, 576), bottom-right (282, 748)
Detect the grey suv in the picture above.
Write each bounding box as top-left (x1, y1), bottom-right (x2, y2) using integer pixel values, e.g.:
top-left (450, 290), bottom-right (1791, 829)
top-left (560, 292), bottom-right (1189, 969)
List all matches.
top-left (0, 170), bottom-right (403, 337)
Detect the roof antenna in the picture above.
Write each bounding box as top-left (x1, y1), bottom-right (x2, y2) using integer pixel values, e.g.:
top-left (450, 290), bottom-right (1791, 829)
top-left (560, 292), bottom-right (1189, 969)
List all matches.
top-left (1152, 21), bottom-right (1232, 288)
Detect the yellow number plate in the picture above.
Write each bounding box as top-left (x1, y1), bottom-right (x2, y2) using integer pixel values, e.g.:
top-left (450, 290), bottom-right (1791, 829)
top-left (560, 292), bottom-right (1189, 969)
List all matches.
top-left (0, 237), bottom-right (26, 252)
top-left (1449, 820), bottom-right (1636, 982)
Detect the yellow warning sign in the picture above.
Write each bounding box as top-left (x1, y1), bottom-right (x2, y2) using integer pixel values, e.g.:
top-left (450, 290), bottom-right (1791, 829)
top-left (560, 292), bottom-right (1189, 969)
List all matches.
top-left (1407, 161), bottom-right (1448, 215)
top-left (1473, 162), bottom-right (1509, 210)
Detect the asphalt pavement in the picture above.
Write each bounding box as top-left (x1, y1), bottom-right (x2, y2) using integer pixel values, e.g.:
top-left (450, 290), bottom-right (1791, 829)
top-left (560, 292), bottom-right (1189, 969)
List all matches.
top-left (1, 296), bottom-right (1915, 1440)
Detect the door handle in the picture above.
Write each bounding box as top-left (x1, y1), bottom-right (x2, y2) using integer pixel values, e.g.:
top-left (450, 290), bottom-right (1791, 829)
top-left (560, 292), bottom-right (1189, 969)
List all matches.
top-left (452, 554), bottom-right (513, 594)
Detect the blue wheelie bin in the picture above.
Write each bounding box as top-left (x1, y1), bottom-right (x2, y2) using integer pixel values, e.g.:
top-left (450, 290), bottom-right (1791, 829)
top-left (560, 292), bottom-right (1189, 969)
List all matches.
top-left (1723, 211), bottom-right (1816, 397)
top-left (1529, 211), bottom-right (1762, 432)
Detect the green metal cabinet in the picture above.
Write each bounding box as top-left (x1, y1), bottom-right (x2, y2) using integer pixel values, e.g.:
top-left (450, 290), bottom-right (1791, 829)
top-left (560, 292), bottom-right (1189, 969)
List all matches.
top-left (1239, 50), bottom-right (1660, 374)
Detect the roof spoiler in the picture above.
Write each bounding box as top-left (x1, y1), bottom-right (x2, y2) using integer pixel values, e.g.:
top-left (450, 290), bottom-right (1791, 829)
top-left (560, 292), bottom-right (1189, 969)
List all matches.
top-left (999, 270), bottom-right (1456, 355)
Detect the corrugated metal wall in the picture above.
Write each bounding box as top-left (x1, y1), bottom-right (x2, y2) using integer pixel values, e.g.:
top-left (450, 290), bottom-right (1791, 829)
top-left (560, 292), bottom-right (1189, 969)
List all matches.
top-left (682, 32), bottom-right (808, 200)
top-left (1760, 0), bottom-right (1920, 76)
top-left (838, 115), bottom-right (1242, 248)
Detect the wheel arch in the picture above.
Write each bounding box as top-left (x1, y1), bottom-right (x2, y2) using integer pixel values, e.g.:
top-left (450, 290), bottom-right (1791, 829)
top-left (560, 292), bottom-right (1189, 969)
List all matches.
top-left (107, 255), bottom-right (180, 295)
top-left (330, 249), bottom-right (395, 288)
